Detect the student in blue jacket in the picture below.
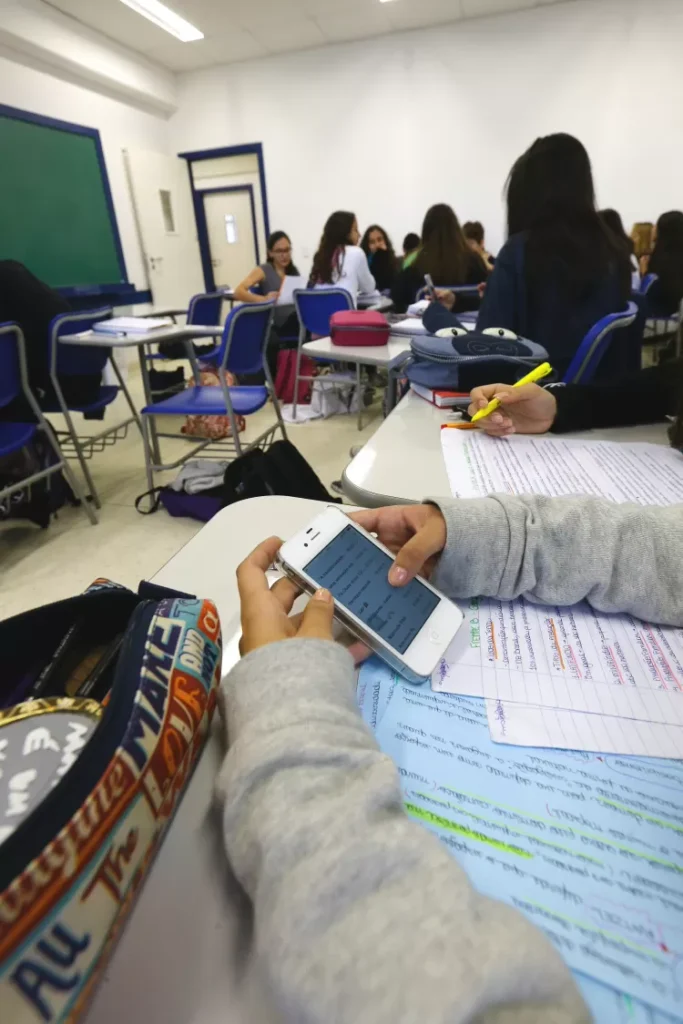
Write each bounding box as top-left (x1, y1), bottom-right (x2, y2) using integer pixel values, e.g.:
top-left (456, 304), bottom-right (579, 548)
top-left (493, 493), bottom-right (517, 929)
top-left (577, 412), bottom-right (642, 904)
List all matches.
top-left (424, 134), bottom-right (632, 378)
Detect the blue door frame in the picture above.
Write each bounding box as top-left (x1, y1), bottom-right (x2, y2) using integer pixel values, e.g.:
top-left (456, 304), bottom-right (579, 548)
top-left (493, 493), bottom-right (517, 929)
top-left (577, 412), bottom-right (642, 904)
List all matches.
top-left (179, 142), bottom-right (270, 293)
top-left (194, 185), bottom-right (259, 292)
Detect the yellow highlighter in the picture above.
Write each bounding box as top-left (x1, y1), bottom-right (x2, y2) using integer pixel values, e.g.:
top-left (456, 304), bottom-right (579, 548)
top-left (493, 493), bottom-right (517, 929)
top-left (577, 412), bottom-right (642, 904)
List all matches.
top-left (469, 362), bottom-right (553, 424)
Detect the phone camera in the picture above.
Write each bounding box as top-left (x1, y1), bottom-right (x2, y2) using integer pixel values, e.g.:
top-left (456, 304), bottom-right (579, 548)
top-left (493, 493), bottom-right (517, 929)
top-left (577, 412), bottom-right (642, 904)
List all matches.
top-left (304, 542), bottom-right (308, 547)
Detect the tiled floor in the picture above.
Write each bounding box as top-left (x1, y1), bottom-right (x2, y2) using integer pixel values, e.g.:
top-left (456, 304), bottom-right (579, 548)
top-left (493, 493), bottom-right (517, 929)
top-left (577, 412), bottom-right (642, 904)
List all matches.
top-left (0, 370), bottom-right (384, 619)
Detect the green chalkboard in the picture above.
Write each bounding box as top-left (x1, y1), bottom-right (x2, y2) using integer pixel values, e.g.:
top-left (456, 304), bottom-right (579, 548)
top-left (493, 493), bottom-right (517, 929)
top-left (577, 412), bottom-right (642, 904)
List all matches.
top-left (0, 110), bottom-right (126, 289)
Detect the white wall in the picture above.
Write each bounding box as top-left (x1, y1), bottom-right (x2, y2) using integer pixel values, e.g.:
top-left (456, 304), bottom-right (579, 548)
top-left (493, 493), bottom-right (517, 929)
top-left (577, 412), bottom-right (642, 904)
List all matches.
top-left (171, 0), bottom-right (683, 271)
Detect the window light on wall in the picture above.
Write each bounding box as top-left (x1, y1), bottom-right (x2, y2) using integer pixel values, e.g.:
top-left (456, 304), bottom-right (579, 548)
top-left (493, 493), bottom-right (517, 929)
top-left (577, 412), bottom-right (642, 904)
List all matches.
top-left (119, 0), bottom-right (204, 42)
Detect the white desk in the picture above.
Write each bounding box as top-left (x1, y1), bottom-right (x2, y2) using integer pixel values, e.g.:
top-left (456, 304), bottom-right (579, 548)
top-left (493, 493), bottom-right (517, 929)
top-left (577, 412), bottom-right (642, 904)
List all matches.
top-left (342, 389), bottom-right (671, 507)
top-left (357, 293), bottom-right (392, 312)
top-left (60, 325), bottom-right (221, 464)
top-left (303, 334), bottom-right (411, 369)
top-left (84, 496), bottom-right (327, 1024)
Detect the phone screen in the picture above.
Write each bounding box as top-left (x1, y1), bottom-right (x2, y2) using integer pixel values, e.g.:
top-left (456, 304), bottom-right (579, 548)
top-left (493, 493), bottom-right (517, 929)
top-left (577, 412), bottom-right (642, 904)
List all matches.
top-left (304, 524), bottom-right (439, 654)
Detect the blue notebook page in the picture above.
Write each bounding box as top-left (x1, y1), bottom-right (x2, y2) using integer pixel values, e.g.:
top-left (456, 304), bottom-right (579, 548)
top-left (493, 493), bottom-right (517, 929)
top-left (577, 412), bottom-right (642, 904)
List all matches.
top-left (358, 662), bottom-right (683, 1020)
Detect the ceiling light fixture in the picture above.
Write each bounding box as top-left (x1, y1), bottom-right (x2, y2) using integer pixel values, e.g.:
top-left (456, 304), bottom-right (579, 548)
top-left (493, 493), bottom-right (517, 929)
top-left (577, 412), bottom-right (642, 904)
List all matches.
top-left (119, 0), bottom-right (204, 42)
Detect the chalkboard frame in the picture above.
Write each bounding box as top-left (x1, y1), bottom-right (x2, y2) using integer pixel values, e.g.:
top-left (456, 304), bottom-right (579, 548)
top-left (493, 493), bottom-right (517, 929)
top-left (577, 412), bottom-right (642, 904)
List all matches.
top-left (0, 103), bottom-right (131, 298)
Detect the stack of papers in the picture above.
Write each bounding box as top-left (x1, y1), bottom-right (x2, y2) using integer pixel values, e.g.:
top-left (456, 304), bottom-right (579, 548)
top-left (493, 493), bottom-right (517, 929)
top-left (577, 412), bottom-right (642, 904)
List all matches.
top-left (93, 316), bottom-right (174, 334)
top-left (356, 662), bottom-right (683, 1021)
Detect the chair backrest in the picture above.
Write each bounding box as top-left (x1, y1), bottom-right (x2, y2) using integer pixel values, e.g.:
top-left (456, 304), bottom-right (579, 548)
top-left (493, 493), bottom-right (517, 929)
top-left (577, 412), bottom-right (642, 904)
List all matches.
top-left (217, 300), bottom-right (275, 375)
top-left (562, 302), bottom-right (638, 385)
top-left (294, 288), bottom-right (353, 337)
top-left (0, 323), bottom-right (24, 409)
top-left (187, 292), bottom-right (224, 326)
top-left (639, 273), bottom-right (658, 295)
top-left (50, 308), bottom-right (113, 378)
top-left (416, 284), bottom-right (481, 302)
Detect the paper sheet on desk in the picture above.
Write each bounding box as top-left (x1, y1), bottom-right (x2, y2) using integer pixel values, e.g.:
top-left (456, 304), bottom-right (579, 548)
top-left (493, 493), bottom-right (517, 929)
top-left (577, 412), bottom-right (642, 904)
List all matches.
top-left (487, 699), bottom-right (683, 758)
top-left (440, 431), bottom-right (683, 504)
top-left (432, 597), bottom-right (683, 731)
top-left (360, 667), bottom-right (683, 1019)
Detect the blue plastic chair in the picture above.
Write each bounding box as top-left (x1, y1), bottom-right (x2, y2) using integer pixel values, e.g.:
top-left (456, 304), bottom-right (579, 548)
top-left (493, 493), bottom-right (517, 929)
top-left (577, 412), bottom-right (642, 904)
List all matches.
top-left (47, 308), bottom-right (144, 511)
top-left (562, 302), bottom-right (638, 384)
top-left (146, 292), bottom-right (224, 372)
top-left (292, 288), bottom-right (354, 423)
top-left (639, 273), bottom-right (658, 295)
top-left (140, 300), bottom-right (286, 492)
top-left (0, 322), bottom-right (95, 525)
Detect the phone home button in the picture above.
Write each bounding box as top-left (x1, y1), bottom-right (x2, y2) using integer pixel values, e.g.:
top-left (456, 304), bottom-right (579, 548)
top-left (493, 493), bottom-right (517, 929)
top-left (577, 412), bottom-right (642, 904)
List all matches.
top-left (429, 629), bottom-right (440, 643)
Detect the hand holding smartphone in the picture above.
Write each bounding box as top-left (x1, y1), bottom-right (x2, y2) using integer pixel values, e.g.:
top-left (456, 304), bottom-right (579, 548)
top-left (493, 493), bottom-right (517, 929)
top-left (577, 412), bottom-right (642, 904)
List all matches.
top-left (277, 506), bottom-right (463, 682)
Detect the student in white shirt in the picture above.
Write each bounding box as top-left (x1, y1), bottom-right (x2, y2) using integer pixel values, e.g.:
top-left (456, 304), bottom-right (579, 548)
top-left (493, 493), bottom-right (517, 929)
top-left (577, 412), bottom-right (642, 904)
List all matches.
top-left (310, 210), bottom-right (376, 304)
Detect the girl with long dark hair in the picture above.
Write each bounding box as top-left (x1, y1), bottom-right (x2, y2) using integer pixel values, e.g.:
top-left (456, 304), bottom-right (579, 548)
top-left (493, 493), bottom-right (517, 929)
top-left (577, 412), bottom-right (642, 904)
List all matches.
top-left (360, 224), bottom-right (396, 291)
top-left (392, 203), bottom-right (487, 312)
top-left (646, 211), bottom-right (683, 316)
top-left (477, 134), bottom-right (631, 375)
top-left (234, 230), bottom-right (301, 305)
top-left (310, 211), bottom-right (376, 303)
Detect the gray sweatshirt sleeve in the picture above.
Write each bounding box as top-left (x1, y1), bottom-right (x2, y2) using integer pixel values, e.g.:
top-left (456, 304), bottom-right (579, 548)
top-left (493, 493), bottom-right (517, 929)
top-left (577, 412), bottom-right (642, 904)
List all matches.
top-left (430, 494), bottom-right (683, 626)
top-left (217, 639), bottom-right (588, 1024)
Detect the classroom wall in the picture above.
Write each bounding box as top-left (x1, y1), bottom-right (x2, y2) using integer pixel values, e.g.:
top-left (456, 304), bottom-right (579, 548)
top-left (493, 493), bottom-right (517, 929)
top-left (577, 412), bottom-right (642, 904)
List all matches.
top-left (170, 0), bottom-right (683, 272)
top-left (0, 18), bottom-right (175, 294)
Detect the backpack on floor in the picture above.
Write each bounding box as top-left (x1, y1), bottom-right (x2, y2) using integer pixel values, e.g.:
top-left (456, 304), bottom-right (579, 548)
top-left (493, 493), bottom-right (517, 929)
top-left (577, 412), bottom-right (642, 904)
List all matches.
top-left (274, 350), bottom-right (316, 404)
top-left (0, 427), bottom-right (77, 529)
top-left (223, 440), bottom-right (341, 504)
top-left (0, 578), bottom-right (222, 1023)
top-left (407, 327), bottom-right (549, 391)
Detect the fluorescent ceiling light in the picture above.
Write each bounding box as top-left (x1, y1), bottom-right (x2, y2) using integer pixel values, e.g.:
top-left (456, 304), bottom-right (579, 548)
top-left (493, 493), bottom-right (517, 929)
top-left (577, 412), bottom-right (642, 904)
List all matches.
top-left (119, 0), bottom-right (204, 42)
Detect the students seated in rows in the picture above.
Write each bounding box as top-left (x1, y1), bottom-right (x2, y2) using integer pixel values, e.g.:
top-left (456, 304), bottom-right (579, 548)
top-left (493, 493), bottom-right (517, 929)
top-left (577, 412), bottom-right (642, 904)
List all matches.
top-left (392, 204), bottom-right (488, 313)
top-left (468, 358), bottom-right (683, 437)
top-left (310, 211), bottom-right (376, 304)
top-left (401, 231), bottom-right (420, 268)
top-left (360, 224), bottom-right (397, 292)
top-left (463, 220), bottom-right (495, 271)
top-left (642, 211), bottom-right (683, 317)
top-left (424, 134), bottom-right (632, 378)
top-left (218, 494), bottom-right (683, 1024)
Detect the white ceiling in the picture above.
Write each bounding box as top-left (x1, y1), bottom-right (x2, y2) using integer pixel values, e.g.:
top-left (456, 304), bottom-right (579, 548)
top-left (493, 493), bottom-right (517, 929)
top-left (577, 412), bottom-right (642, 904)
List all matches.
top-left (45, 0), bottom-right (572, 71)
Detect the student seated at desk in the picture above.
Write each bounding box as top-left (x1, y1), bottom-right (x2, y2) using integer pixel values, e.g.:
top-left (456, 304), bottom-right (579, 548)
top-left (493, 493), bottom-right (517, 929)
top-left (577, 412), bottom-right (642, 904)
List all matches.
top-left (310, 211), bottom-right (376, 304)
top-left (392, 204), bottom-right (487, 313)
top-left (219, 496), bottom-right (683, 1024)
top-left (643, 211), bottom-right (683, 317)
top-left (424, 135), bottom-right (632, 379)
top-left (463, 220), bottom-right (495, 272)
top-left (0, 260), bottom-right (101, 422)
top-left (234, 230), bottom-right (301, 333)
top-left (401, 231), bottom-right (420, 268)
top-left (468, 358), bottom-right (683, 436)
top-left (360, 224), bottom-right (397, 292)
top-left (599, 208), bottom-right (639, 287)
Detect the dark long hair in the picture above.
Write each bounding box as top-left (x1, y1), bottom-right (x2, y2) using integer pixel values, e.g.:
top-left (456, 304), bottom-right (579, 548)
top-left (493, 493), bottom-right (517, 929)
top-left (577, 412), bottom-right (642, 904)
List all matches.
top-left (599, 209), bottom-right (634, 254)
top-left (266, 231), bottom-right (300, 276)
top-left (360, 224), bottom-right (396, 264)
top-left (415, 204), bottom-right (471, 283)
top-left (310, 211), bottom-right (356, 284)
top-left (649, 211), bottom-right (683, 306)
top-left (506, 134), bottom-right (631, 299)
top-left (463, 221), bottom-right (485, 245)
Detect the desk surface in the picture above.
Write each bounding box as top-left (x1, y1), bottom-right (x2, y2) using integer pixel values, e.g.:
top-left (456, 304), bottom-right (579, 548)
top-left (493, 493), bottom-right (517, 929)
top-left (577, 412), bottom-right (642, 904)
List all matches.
top-left (304, 334), bottom-right (411, 368)
top-left (342, 389), bottom-right (671, 507)
top-left (84, 496), bottom-right (327, 1024)
top-left (59, 324), bottom-right (221, 348)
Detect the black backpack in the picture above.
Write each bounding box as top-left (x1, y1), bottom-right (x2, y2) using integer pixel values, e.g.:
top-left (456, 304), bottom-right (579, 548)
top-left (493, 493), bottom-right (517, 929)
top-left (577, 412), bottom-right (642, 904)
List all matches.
top-left (223, 440), bottom-right (341, 504)
top-left (136, 441), bottom-right (340, 520)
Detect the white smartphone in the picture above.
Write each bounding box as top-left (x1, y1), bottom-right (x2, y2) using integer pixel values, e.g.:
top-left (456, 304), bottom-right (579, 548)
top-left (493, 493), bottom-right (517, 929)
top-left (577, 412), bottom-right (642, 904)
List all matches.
top-left (277, 506), bottom-right (464, 683)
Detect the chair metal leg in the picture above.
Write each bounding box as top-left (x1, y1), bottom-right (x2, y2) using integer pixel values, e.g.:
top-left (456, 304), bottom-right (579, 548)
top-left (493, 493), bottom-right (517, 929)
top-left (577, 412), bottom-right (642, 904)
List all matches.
top-left (142, 414), bottom-right (156, 496)
top-left (138, 342), bottom-right (161, 464)
top-left (264, 361), bottom-right (288, 441)
top-left (111, 354), bottom-right (144, 438)
top-left (43, 425), bottom-right (97, 525)
top-left (356, 362), bottom-right (363, 431)
top-left (292, 329), bottom-right (304, 422)
top-left (60, 404), bottom-right (102, 509)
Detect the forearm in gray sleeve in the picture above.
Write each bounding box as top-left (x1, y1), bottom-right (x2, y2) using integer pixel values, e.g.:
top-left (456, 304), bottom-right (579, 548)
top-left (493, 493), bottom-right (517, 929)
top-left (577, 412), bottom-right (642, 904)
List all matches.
top-left (216, 639), bottom-right (588, 1024)
top-left (429, 495), bottom-right (683, 626)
